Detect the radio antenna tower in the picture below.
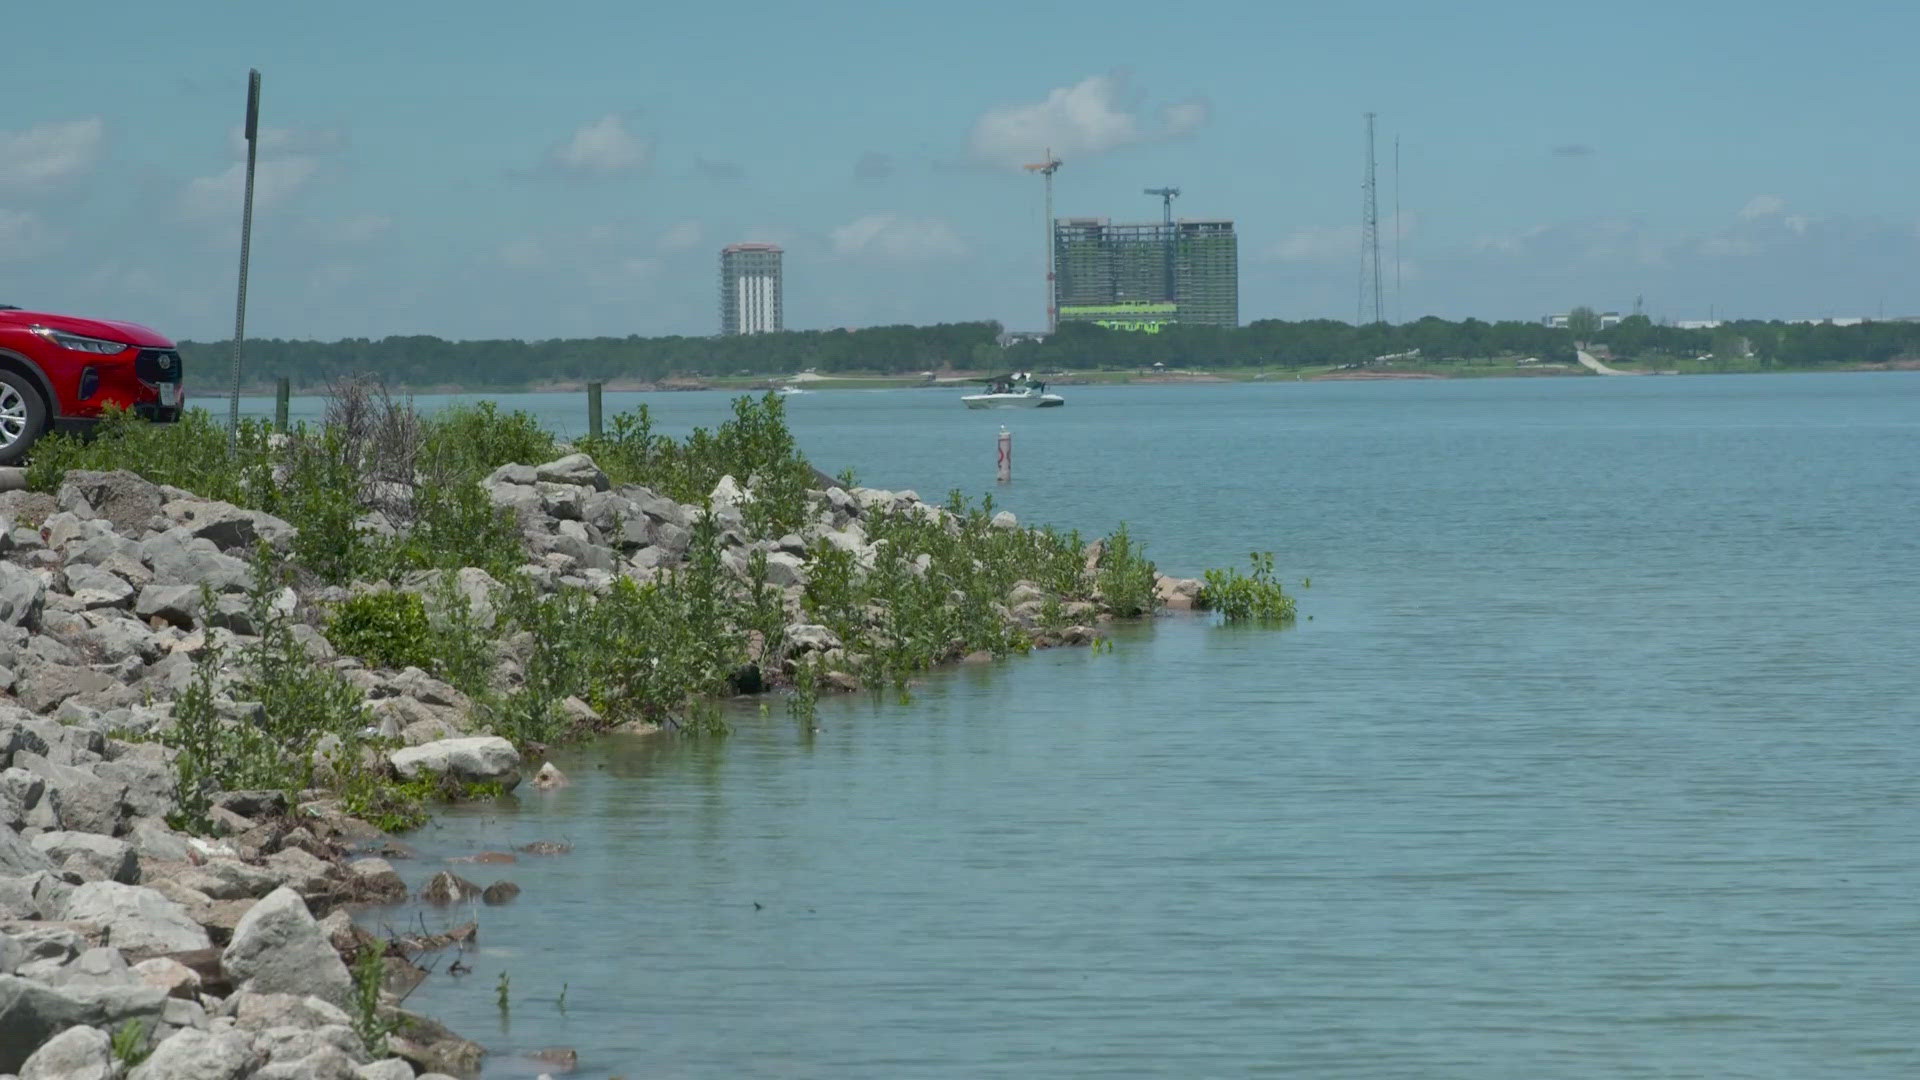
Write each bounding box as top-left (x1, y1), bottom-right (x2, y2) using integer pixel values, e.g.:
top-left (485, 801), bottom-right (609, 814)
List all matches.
top-left (1360, 112), bottom-right (1384, 326)
top-left (1025, 148), bottom-right (1063, 333)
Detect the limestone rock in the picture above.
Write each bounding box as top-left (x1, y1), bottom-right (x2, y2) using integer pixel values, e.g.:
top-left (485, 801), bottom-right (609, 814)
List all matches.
top-left (29, 831), bottom-right (137, 884)
top-left (0, 973), bottom-right (165, 1073)
top-left (0, 825), bottom-right (54, 876)
top-left (263, 846), bottom-right (338, 901)
top-left (55, 470), bottom-right (163, 538)
top-left (220, 886), bottom-right (353, 1008)
top-left (762, 550), bottom-right (806, 587)
top-left (132, 585), bottom-right (200, 629)
top-left (15, 663), bottom-right (120, 717)
top-left (250, 1024), bottom-right (371, 1076)
top-left (61, 881), bottom-right (211, 956)
top-left (417, 871), bottom-right (480, 905)
top-left (170, 859), bottom-right (280, 901)
top-left (345, 858), bottom-right (406, 904)
top-left (710, 474), bottom-right (753, 509)
top-left (531, 761), bottom-right (568, 790)
top-left (785, 624), bottom-right (842, 654)
top-left (0, 561), bottom-right (46, 629)
top-left (534, 453), bottom-right (609, 492)
top-left (127, 1026), bottom-right (261, 1080)
top-left (356, 1058), bottom-right (416, 1080)
top-left (163, 498), bottom-right (294, 553)
top-left (130, 955), bottom-right (201, 999)
top-left (64, 564), bottom-right (136, 610)
top-left (139, 530), bottom-right (251, 593)
top-left (227, 989), bottom-right (352, 1031)
top-left (388, 737), bottom-right (520, 791)
top-left (485, 463), bottom-right (535, 487)
top-left (18, 1020), bottom-right (112, 1080)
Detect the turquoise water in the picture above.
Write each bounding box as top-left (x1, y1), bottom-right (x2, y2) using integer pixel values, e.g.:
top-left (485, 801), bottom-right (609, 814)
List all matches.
top-left (351, 374), bottom-right (1920, 1078)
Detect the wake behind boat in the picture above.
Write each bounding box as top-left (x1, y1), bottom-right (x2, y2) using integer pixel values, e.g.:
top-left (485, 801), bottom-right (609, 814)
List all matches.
top-left (963, 372), bottom-right (1064, 409)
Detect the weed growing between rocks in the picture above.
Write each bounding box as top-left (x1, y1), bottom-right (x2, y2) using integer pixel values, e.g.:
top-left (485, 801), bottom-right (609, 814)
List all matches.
top-left (352, 942), bottom-right (397, 1054)
top-left (110, 1019), bottom-right (152, 1069)
top-left (328, 591), bottom-right (436, 671)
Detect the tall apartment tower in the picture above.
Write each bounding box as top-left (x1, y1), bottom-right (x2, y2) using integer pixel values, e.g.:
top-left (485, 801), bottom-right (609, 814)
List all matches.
top-left (1052, 219), bottom-right (1238, 330)
top-left (719, 243), bottom-right (784, 335)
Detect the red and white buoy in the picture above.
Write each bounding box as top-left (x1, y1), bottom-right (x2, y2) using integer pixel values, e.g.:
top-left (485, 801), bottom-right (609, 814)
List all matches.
top-left (996, 425), bottom-right (1012, 483)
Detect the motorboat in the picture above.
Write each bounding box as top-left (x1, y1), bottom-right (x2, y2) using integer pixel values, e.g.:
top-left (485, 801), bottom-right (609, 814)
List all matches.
top-left (776, 384), bottom-right (809, 395)
top-left (962, 373), bottom-right (1063, 409)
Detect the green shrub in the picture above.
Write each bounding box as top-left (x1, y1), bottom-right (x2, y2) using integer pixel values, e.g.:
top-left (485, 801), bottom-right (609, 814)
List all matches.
top-left (271, 426), bottom-right (377, 585)
top-left (166, 552), bottom-right (372, 831)
top-left (26, 406), bottom-right (275, 504)
top-left (423, 401), bottom-right (557, 479)
top-left (1198, 551), bottom-right (1298, 624)
top-left (1095, 524), bottom-right (1159, 618)
top-left (329, 591), bottom-right (435, 671)
top-left (581, 394), bottom-right (816, 536)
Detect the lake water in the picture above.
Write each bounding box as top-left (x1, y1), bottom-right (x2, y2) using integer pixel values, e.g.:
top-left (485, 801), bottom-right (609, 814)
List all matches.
top-left (328, 374), bottom-right (1920, 1078)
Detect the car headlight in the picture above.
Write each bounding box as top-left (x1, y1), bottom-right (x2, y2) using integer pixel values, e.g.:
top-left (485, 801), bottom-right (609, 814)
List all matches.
top-left (29, 326), bottom-right (129, 355)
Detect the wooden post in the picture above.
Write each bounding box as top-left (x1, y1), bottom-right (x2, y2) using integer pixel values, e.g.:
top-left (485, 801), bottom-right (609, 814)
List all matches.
top-left (587, 381), bottom-right (603, 438)
top-left (274, 377), bottom-right (289, 433)
top-left (996, 426), bottom-right (1012, 483)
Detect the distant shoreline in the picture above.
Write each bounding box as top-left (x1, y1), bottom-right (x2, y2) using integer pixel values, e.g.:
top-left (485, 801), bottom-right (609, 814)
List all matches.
top-left (228, 359), bottom-right (1920, 398)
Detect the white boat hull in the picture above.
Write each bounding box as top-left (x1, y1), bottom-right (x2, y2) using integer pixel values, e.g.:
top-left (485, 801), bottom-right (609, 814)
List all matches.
top-left (963, 391), bottom-right (1064, 409)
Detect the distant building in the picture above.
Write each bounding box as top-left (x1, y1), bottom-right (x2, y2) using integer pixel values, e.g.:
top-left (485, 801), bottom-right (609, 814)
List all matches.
top-left (1053, 218), bottom-right (1238, 330)
top-left (1542, 311), bottom-right (1623, 330)
top-left (719, 243), bottom-right (783, 335)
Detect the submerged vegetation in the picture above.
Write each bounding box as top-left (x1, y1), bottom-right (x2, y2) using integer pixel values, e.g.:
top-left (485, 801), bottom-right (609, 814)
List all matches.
top-left (1198, 552), bottom-right (1298, 624)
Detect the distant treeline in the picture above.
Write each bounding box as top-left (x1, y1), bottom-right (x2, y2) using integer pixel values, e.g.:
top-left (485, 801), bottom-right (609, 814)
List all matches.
top-left (180, 315), bottom-right (1920, 390)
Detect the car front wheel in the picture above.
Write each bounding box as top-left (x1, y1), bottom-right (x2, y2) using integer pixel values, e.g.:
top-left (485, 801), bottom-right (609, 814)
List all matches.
top-left (0, 369), bottom-right (49, 466)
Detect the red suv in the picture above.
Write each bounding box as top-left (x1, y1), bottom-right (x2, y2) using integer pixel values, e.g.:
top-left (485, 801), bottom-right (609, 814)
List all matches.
top-left (0, 305), bottom-right (186, 465)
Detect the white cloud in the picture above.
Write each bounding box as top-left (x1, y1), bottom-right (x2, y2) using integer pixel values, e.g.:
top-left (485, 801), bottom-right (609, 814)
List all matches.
top-left (0, 209), bottom-right (58, 261)
top-left (1739, 194), bottom-right (1785, 220)
top-left (0, 118), bottom-right (104, 194)
top-left (830, 212), bottom-right (967, 260)
top-left (656, 220), bottom-right (704, 253)
top-left (968, 74), bottom-right (1209, 168)
top-left (179, 157), bottom-right (321, 220)
top-left (551, 114), bottom-right (651, 173)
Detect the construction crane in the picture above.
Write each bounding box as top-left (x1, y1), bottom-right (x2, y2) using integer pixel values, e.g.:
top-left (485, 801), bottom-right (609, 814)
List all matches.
top-left (1025, 149), bottom-right (1062, 333)
top-left (1144, 186), bottom-right (1181, 307)
top-left (1143, 186), bottom-right (1180, 225)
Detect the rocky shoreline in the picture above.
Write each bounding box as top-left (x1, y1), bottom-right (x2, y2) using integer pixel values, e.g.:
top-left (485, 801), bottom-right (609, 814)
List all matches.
top-left (1, 453), bottom-right (1202, 1078)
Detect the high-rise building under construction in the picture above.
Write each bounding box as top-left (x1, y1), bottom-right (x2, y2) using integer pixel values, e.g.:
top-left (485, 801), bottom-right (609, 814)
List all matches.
top-left (718, 243), bottom-right (783, 335)
top-left (1052, 218), bottom-right (1238, 331)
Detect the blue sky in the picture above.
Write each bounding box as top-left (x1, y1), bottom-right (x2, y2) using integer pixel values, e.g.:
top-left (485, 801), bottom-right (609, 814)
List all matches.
top-left (3, 1), bottom-right (1917, 341)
